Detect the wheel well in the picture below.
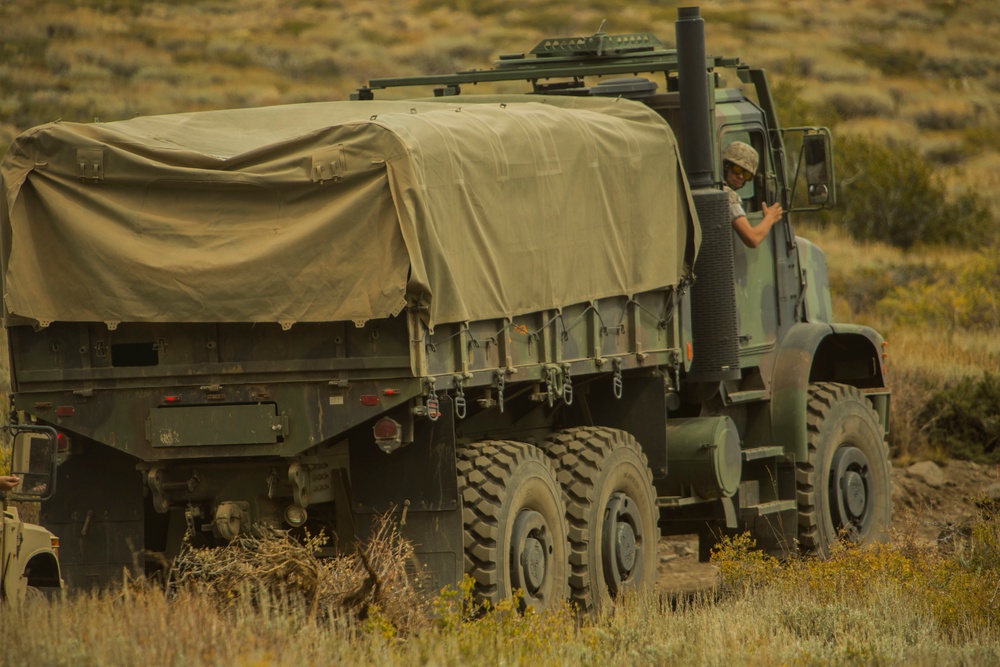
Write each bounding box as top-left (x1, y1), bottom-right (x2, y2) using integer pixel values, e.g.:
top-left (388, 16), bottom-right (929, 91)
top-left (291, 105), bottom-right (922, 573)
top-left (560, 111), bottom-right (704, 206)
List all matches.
top-left (809, 333), bottom-right (885, 389)
top-left (25, 552), bottom-right (61, 588)
top-left (771, 324), bottom-right (888, 464)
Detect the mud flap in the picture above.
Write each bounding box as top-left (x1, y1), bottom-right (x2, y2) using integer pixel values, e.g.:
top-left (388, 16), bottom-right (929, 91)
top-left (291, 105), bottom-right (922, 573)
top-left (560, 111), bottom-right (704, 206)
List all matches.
top-left (40, 440), bottom-right (144, 589)
top-left (349, 397), bottom-right (464, 597)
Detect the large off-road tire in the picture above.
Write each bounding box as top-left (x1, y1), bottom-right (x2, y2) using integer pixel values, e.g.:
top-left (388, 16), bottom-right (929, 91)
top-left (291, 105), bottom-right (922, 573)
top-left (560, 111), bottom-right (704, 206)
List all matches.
top-left (540, 427), bottom-right (659, 611)
top-left (797, 382), bottom-right (892, 557)
top-left (456, 440), bottom-right (569, 611)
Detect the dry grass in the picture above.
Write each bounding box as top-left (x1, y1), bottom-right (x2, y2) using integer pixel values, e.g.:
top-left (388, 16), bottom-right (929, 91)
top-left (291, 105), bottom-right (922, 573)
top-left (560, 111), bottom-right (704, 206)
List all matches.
top-left (4, 518), bottom-right (1000, 666)
top-left (711, 525), bottom-right (1000, 656)
top-left (164, 513), bottom-right (429, 634)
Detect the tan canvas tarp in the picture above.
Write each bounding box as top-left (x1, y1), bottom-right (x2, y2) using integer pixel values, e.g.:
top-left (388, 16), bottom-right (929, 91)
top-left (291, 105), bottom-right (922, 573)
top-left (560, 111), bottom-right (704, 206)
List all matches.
top-left (1, 96), bottom-right (697, 329)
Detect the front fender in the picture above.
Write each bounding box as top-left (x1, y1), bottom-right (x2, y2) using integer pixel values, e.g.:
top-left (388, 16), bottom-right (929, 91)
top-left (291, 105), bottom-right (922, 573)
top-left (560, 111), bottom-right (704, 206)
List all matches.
top-left (19, 522), bottom-right (62, 589)
top-left (771, 322), bottom-right (887, 462)
top-left (3, 510), bottom-right (62, 602)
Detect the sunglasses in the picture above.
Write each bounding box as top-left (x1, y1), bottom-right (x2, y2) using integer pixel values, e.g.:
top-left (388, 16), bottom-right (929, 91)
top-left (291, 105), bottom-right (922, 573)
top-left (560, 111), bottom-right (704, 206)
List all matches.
top-left (729, 163), bottom-right (754, 180)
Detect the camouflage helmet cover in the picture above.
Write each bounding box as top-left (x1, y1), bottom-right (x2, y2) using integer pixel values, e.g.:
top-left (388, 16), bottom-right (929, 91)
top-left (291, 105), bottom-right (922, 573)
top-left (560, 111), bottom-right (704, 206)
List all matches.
top-left (722, 141), bottom-right (759, 175)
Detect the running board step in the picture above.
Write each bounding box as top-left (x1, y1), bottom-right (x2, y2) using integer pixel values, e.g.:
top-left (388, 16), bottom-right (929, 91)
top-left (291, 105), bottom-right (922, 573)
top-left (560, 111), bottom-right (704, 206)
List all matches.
top-left (742, 446), bottom-right (786, 461)
top-left (740, 499), bottom-right (796, 518)
top-left (723, 389), bottom-right (769, 404)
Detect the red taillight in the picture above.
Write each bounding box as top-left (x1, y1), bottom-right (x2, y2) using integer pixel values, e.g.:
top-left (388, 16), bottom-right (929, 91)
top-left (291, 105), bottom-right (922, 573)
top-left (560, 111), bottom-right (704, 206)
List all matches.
top-left (373, 417), bottom-right (402, 453)
top-left (381, 388), bottom-right (400, 396)
top-left (162, 396), bottom-right (182, 404)
top-left (56, 433), bottom-right (70, 453)
top-left (374, 418), bottom-right (399, 440)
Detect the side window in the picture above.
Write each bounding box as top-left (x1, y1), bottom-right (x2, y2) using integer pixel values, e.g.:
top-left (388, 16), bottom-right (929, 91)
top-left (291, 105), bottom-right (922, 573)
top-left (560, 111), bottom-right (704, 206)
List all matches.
top-left (721, 129), bottom-right (767, 213)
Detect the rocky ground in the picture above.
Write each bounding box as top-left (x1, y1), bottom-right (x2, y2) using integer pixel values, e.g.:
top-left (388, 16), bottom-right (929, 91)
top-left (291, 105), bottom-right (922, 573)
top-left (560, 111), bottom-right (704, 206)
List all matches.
top-left (656, 459), bottom-right (1000, 594)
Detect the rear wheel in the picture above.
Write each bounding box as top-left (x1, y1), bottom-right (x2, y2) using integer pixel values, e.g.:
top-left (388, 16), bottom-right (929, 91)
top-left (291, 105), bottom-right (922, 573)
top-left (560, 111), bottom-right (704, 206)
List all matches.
top-left (541, 427), bottom-right (659, 611)
top-left (797, 383), bottom-right (892, 557)
top-left (457, 441), bottom-right (569, 611)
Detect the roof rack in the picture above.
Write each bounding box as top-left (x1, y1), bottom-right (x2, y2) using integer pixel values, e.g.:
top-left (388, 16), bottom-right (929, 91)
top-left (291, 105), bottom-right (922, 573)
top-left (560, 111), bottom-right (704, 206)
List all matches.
top-left (353, 28), bottom-right (740, 99)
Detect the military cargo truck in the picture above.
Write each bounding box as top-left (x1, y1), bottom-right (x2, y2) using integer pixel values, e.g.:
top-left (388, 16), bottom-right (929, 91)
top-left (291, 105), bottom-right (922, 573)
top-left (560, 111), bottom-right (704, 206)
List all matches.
top-left (1, 426), bottom-right (63, 602)
top-left (0, 7), bottom-right (890, 609)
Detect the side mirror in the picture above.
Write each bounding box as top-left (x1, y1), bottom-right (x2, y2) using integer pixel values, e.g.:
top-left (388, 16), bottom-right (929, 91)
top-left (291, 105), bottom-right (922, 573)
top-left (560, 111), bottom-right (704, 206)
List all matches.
top-left (803, 133), bottom-right (833, 205)
top-left (780, 127), bottom-right (837, 212)
top-left (6, 426), bottom-right (58, 501)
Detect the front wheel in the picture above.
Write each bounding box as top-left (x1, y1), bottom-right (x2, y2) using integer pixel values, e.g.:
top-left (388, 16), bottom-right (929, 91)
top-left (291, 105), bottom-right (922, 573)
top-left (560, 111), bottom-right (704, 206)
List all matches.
top-left (796, 383), bottom-right (892, 557)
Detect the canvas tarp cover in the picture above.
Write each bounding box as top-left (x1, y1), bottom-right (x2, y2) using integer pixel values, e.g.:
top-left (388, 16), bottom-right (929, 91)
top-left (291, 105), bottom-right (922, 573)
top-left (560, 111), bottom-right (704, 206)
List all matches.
top-left (1, 96), bottom-right (697, 329)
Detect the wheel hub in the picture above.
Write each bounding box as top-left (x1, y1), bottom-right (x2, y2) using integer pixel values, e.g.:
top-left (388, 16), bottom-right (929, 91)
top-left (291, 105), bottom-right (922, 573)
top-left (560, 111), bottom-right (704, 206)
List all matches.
top-left (843, 470), bottom-right (867, 517)
top-left (510, 510), bottom-right (551, 598)
top-left (601, 492), bottom-right (644, 596)
top-left (521, 537), bottom-right (546, 590)
top-left (616, 523), bottom-right (636, 572)
top-left (830, 445), bottom-right (873, 537)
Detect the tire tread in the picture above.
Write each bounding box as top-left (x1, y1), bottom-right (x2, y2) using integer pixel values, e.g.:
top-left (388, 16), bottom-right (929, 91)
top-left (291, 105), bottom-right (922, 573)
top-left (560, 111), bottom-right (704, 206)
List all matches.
top-left (796, 382), bottom-right (890, 554)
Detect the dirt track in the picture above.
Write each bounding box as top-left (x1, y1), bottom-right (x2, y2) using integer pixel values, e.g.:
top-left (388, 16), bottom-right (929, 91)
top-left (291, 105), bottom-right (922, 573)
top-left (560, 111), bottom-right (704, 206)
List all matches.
top-left (655, 460), bottom-right (1000, 595)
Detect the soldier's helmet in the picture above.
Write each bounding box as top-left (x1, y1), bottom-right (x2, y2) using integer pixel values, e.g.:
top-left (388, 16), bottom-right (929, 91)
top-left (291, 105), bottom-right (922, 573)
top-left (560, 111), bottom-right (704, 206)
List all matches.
top-left (722, 141), bottom-right (759, 176)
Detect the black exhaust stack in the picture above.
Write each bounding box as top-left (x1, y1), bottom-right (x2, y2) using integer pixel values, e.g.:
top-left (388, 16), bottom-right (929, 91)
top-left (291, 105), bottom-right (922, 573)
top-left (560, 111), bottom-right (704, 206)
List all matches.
top-left (676, 6), bottom-right (714, 190)
top-left (676, 6), bottom-right (741, 383)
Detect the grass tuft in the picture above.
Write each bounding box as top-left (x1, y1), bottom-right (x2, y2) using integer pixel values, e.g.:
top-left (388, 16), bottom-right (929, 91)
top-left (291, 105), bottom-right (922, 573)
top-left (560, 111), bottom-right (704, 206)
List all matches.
top-left (163, 512), bottom-right (430, 635)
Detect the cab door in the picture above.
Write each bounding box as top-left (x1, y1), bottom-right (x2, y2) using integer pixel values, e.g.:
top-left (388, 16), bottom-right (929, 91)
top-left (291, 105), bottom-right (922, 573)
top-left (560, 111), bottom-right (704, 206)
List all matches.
top-left (719, 125), bottom-right (781, 360)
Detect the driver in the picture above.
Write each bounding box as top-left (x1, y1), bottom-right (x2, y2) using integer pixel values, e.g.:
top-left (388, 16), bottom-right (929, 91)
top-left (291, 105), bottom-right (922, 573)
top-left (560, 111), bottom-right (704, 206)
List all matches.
top-left (722, 141), bottom-right (783, 248)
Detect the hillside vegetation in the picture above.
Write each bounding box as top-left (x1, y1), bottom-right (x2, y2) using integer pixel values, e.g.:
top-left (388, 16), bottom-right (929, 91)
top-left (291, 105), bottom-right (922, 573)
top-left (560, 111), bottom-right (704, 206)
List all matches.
top-left (3, 0), bottom-right (999, 461)
top-left (3, 0), bottom-right (1000, 196)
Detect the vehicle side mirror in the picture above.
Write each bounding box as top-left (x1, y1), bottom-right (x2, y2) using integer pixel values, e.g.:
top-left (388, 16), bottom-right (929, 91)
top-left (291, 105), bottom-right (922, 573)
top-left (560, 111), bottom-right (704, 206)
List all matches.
top-left (780, 126), bottom-right (837, 212)
top-left (803, 133), bottom-right (833, 206)
top-left (7, 427), bottom-right (58, 501)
